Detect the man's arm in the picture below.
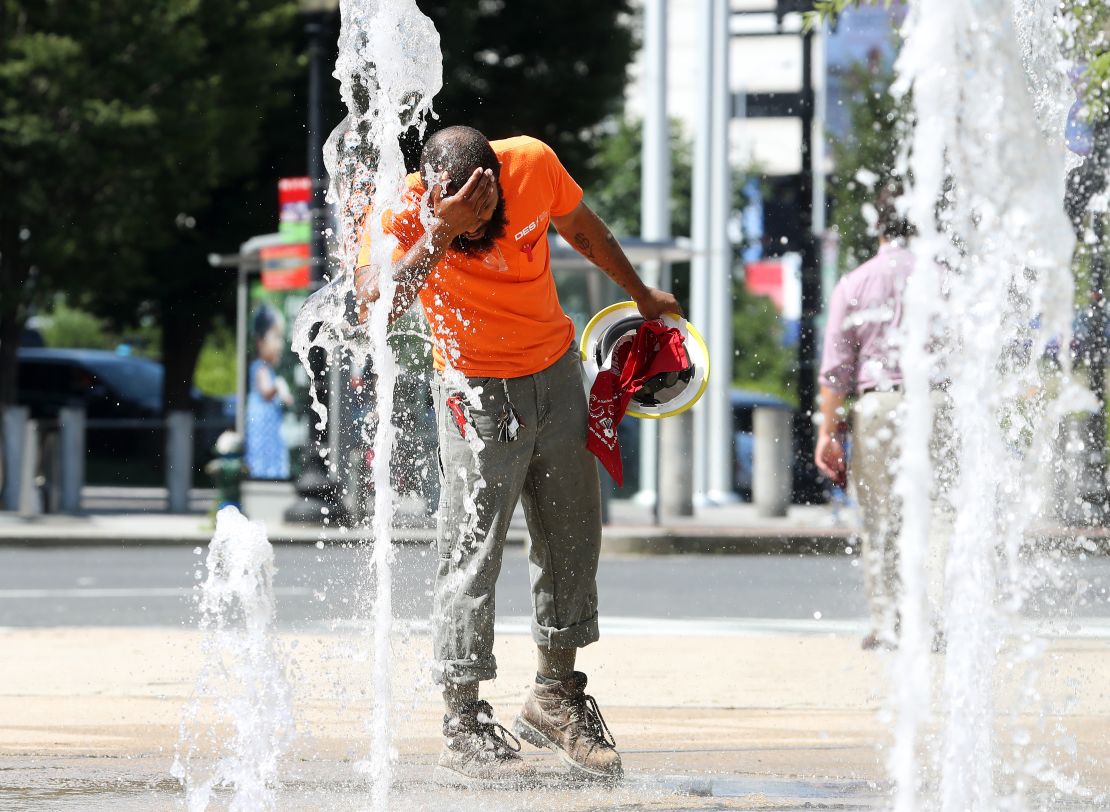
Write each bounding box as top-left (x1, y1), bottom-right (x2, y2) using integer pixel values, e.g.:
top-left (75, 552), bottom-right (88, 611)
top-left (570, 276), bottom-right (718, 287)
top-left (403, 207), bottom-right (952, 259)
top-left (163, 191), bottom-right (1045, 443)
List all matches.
top-left (552, 201), bottom-right (682, 320)
top-left (815, 385), bottom-right (850, 488)
top-left (355, 227), bottom-right (453, 323)
top-left (355, 167), bottom-right (498, 323)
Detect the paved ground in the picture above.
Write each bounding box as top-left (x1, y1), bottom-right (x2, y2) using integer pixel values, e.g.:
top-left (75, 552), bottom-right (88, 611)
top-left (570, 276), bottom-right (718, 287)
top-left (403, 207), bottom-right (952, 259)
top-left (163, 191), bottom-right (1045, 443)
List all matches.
top-left (2, 495), bottom-right (1109, 810)
top-left (1, 625), bottom-right (1108, 811)
top-left (1, 543), bottom-right (1109, 810)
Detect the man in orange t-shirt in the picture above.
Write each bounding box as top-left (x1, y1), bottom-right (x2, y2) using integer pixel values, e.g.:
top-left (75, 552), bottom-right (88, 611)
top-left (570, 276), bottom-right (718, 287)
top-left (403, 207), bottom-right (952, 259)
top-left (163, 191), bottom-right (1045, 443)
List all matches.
top-left (356, 126), bottom-right (680, 788)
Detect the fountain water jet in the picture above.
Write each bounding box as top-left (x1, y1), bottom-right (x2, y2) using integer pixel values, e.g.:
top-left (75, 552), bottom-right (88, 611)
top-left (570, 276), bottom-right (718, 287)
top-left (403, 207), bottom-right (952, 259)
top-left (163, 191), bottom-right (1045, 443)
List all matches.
top-left (172, 507), bottom-right (295, 812)
top-left (288, 2), bottom-right (442, 809)
top-left (892, 1), bottom-right (1093, 809)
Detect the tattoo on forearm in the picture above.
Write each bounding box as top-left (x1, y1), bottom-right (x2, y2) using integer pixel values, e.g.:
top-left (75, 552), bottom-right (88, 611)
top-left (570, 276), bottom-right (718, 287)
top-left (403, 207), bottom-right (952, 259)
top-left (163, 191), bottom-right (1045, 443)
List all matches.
top-left (573, 232), bottom-right (595, 260)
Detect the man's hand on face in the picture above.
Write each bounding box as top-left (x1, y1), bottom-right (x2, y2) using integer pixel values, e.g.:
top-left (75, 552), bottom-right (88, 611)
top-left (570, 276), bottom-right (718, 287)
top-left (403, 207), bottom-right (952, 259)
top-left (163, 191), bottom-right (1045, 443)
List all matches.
top-left (815, 431), bottom-right (848, 488)
top-left (634, 287), bottom-right (684, 321)
top-left (430, 168), bottom-right (497, 242)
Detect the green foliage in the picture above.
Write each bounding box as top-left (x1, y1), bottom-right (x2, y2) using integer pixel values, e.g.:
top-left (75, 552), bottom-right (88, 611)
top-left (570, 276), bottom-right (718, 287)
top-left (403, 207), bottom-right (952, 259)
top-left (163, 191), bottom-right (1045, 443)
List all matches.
top-left (1062, 0), bottom-right (1110, 123)
top-left (416, 0), bottom-right (637, 186)
top-left (38, 300), bottom-right (113, 351)
top-left (0, 0), bottom-right (300, 405)
top-left (2, 0), bottom-right (636, 408)
top-left (809, 0), bottom-right (1110, 124)
top-left (804, 0), bottom-right (895, 31)
top-left (732, 283), bottom-right (796, 403)
top-left (585, 118), bottom-right (693, 237)
top-left (588, 117), bottom-right (793, 396)
top-left (0, 0), bottom-right (299, 298)
top-left (36, 298), bottom-right (163, 359)
top-left (193, 320), bottom-right (237, 396)
top-left (828, 60), bottom-right (906, 271)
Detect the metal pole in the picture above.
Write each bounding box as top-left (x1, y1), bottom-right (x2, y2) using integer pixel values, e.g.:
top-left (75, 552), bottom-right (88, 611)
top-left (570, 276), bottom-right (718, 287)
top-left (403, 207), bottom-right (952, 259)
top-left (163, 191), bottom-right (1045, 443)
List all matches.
top-left (794, 27), bottom-right (822, 504)
top-left (235, 262), bottom-right (248, 437)
top-left (1087, 212), bottom-right (1107, 517)
top-left (1, 406), bottom-right (28, 511)
top-left (753, 406), bottom-right (793, 517)
top-left (638, 0), bottom-right (670, 516)
top-left (706, 0), bottom-right (736, 502)
top-left (166, 411), bottom-right (195, 514)
top-left (307, 15), bottom-right (329, 287)
top-left (18, 418), bottom-right (39, 516)
top-left (690, 0), bottom-right (715, 505)
top-left (286, 10), bottom-right (342, 524)
top-left (58, 406), bottom-right (85, 514)
top-left (811, 23), bottom-right (828, 237)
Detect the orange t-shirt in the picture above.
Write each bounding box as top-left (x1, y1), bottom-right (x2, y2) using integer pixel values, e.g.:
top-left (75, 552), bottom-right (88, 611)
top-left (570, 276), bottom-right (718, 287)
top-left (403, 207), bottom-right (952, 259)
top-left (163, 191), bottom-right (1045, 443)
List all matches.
top-left (358, 135), bottom-right (583, 377)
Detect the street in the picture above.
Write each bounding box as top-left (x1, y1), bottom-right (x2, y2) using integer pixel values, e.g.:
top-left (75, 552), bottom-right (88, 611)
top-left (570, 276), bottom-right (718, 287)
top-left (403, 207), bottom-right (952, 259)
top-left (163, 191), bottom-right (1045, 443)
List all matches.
top-left (1, 543), bottom-right (1108, 630)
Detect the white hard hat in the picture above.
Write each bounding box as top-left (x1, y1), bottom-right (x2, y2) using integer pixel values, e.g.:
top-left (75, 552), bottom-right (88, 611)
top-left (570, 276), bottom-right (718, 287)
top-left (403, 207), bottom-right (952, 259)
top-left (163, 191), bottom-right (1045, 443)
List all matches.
top-left (580, 301), bottom-right (710, 419)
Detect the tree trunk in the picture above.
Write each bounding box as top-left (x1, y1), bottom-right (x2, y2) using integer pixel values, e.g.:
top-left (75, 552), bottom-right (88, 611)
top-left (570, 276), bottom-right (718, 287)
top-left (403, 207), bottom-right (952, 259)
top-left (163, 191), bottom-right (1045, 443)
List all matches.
top-left (161, 293), bottom-right (214, 414)
top-left (0, 221), bottom-right (29, 408)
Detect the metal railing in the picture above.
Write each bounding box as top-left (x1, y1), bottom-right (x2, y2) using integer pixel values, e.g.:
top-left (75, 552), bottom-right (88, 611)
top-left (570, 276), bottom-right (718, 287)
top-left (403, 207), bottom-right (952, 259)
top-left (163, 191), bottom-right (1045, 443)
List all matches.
top-left (1, 407), bottom-right (225, 515)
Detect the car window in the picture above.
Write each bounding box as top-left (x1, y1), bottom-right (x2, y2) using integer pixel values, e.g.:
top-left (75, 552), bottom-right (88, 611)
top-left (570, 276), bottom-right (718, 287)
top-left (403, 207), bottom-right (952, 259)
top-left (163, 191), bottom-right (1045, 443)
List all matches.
top-left (18, 361), bottom-right (94, 398)
top-left (86, 359), bottom-right (163, 409)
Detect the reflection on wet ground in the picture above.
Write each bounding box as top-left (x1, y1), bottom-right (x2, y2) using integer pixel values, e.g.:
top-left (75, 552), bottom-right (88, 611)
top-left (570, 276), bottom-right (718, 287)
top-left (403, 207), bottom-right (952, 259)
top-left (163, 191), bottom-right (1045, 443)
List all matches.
top-left (0, 758), bottom-right (884, 811)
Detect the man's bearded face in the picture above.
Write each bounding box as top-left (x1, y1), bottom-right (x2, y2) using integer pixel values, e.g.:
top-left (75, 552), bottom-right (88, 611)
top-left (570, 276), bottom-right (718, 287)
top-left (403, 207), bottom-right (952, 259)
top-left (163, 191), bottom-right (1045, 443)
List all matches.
top-left (450, 176), bottom-right (508, 256)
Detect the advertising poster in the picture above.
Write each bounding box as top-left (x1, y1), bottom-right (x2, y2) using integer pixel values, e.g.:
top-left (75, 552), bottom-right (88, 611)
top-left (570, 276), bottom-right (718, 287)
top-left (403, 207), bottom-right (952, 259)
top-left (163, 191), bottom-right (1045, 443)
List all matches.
top-left (244, 283), bottom-right (312, 481)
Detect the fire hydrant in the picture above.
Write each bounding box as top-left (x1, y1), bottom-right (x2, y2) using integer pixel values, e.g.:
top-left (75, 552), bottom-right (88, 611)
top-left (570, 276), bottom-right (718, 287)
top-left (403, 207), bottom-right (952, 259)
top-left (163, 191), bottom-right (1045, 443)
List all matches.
top-left (205, 430), bottom-right (247, 511)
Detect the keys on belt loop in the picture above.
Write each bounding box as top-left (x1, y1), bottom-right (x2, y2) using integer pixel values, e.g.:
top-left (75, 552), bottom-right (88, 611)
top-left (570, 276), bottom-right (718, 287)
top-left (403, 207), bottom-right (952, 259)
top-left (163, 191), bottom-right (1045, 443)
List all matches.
top-left (497, 379), bottom-right (524, 442)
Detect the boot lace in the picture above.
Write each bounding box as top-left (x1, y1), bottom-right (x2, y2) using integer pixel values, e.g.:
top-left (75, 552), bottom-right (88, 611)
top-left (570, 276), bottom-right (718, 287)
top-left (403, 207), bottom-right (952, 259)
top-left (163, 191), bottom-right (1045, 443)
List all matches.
top-left (566, 693), bottom-right (617, 749)
top-left (468, 703), bottom-right (522, 755)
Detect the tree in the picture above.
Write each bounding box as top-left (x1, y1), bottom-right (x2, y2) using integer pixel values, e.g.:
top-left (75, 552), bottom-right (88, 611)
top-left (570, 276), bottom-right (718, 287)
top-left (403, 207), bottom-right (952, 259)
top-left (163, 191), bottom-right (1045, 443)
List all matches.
top-left (585, 117), bottom-right (693, 238)
top-left (414, 0), bottom-right (637, 185)
top-left (827, 58), bottom-right (906, 271)
top-left (0, 0), bottom-right (299, 408)
top-left (2, 0), bottom-right (636, 415)
top-left (588, 117), bottom-right (795, 395)
top-left (810, 0), bottom-right (1109, 125)
top-left (732, 282), bottom-right (795, 401)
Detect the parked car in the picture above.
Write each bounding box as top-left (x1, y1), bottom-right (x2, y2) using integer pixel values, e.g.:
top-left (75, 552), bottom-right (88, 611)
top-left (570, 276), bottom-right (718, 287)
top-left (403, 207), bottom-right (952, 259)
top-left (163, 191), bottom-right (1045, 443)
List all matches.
top-left (15, 348), bottom-right (234, 486)
top-left (731, 388), bottom-right (827, 503)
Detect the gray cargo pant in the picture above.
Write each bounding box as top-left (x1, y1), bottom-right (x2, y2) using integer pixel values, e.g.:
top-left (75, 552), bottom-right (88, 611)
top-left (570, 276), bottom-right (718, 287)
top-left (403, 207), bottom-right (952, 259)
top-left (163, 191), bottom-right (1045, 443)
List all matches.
top-left (430, 344), bottom-right (602, 685)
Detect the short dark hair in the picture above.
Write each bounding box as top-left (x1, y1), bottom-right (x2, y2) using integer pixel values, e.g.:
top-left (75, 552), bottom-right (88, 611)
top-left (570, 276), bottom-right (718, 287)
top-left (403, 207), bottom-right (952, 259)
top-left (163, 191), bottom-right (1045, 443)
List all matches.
top-left (875, 178), bottom-right (914, 241)
top-left (253, 303), bottom-right (279, 340)
top-left (419, 125), bottom-right (499, 195)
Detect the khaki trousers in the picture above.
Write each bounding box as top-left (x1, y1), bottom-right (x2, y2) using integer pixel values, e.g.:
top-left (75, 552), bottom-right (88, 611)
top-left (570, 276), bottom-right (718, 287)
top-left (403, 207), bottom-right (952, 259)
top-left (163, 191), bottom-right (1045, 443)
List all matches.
top-left (851, 390), bottom-right (955, 636)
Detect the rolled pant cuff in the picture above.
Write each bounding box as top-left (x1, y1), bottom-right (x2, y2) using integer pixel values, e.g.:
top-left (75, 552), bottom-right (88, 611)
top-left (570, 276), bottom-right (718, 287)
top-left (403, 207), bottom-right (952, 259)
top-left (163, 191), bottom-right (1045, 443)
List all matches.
top-left (434, 654), bottom-right (498, 685)
top-left (532, 613), bottom-right (600, 649)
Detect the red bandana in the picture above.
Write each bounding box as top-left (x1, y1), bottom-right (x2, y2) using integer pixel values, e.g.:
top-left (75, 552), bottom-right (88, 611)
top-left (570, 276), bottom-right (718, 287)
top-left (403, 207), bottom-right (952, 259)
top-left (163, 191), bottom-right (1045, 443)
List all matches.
top-left (586, 321), bottom-right (690, 485)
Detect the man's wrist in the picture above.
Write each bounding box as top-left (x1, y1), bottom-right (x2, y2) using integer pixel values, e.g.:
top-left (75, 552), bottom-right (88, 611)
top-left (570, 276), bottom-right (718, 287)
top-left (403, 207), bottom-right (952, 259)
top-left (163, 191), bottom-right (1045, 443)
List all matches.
top-left (425, 222), bottom-right (455, 251)
top-left (820, 418), bottom-right (850, 437)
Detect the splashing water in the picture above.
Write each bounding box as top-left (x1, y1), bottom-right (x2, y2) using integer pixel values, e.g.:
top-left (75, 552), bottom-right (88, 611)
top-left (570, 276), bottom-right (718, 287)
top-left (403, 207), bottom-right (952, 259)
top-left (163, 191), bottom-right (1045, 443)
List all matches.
top-left (173, 507), bottom-right (295, 812)
top-left (891, 0), bottom-right (1097, 809)
top-left (289, 1), bottom-right (442, 809)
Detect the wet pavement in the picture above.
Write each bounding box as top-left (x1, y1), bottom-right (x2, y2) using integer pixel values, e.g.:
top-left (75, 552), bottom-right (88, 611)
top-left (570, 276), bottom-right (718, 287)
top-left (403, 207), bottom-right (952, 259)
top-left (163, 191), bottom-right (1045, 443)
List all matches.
top-left (0, 758), bottom-right (886, 811)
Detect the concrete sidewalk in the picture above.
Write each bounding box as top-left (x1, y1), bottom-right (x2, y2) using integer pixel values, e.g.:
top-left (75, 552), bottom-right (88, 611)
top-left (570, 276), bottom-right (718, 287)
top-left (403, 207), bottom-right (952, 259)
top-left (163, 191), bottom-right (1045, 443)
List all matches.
top-left (0, 623), bottom-right (1107, 810)
top-left (0, 498), bottom-right (857, 553)
top-left (2, 492), bottom-right (1107, 555)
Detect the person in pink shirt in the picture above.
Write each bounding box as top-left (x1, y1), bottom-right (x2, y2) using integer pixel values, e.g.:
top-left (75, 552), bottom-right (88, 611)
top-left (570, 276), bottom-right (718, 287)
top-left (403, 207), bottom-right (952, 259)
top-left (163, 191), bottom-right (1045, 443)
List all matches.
top-left (815, 186), bottom-right (951, 651)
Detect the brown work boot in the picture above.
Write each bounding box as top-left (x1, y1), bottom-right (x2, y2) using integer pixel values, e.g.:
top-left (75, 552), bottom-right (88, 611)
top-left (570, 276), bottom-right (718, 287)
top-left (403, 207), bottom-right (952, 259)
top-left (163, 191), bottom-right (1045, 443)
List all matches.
top-left (433, 700), bottom-right (538, 789)
top-left (512, 672), bottom-right (622, 781)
